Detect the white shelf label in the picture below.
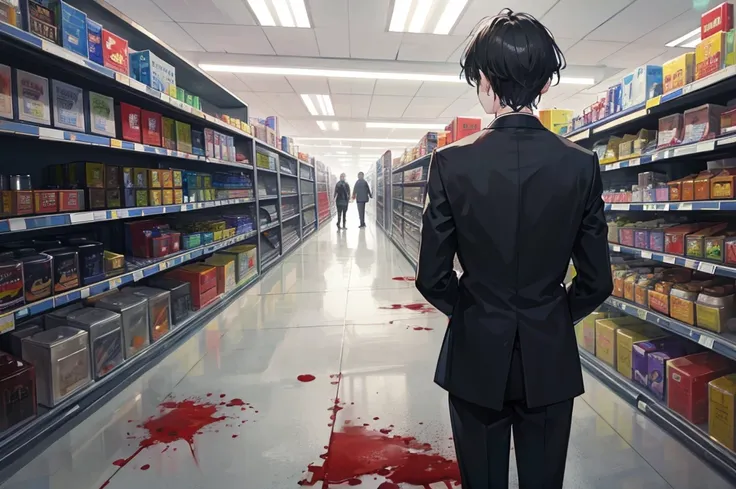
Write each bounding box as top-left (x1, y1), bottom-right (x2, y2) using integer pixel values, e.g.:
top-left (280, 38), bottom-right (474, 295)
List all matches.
top-left (70, 212), bottom-right (95, 224)
top-left (80, 288), bottom-right (90, 299)
top-left (636, 309), bottom-right (648, 320)
top-left (698, 262), bottom-right (716, 274)
top-left (133, 270), bottom-right (144, 282)
top-left (0, 313), bottom-right (15, 334)
top-left (93, 211), bottom-right (107, 221)
top-left (640, 251), bottom-right (652, 259)
top-left (678, 202), bottom-right (693, 211)
top-left (8, 218), bottom-right (26, 231)
top-left (698, 335), bottom-right (715, 349)
top-left (637, 400), bottom-right (648, 412)
top-left (611, 204), bottom-right (630, 211)
top-left (629, 158), bottom-right (640, 167)
top-left (612, 245), bottom-right (621, 252)
top-left (696, 141), bottom-right (715, 153)
top-left (684, 259), bottom-right (697, 269)
top-left (159, 261), bottom-right (168, 270)
top-left (663, 255), bottom-right (676, 264)
top-left (117, 209), bottom-right (129, 219)
top-left (674, 145), bottom-right (697, 156)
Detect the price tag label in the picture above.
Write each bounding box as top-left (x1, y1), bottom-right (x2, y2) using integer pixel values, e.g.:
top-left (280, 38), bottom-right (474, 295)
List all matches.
top-left (159, 261), bottom-right (168, 270)
top-left (110, 277), bottom-right (122, 289)
top-left (698, 335), bottom-right (715, 349)
top-left (8, 218), bottom-right (27, 231)
top-left (133, 270), bottom-right (144, 282)
top-left (674, 145), bottom-right (697, 157)
top-left (181, 205), bottom-right (188, 212)
top-left (641, 250), bottom-right (652, 259)
top-left (698, 262), bottom-right (716, 274)
top-left (117, 209), bottom-right (128, 219)
top-left (684, 259), bottom-right (697, 269)
top-left (70, 212), bottom-right (95, 224)
top-left (110, 139), bottom-right (123, 149)
top-left (637, 400), bottom-right (648, 413)
top-left (80, 288), bottom-right (90, 299)
top-left (114, 73), bottom-right (129, 85)
top-left (645, 95), bottom-right (662, 109)
top-left (611, 204), bottom-right (630, 211)
top-left (612, 245), bottom-right (621, 252)
top-left (93, 211), bottom-right (107, 221)
top-left (636, 309), bottom-right (648, 320)
top-left (109, 210), bottom-right (117, 220)
top-left (696, 141), bottom-right (715, 153)
top-left (663, 255), bottom-right (676, 264)
top-left (0, 313), bottom-right (15, 334)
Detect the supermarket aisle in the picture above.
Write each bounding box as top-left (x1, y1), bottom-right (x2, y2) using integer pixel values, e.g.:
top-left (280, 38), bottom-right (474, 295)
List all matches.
top-left (1, 220), bottom-right (733, 489)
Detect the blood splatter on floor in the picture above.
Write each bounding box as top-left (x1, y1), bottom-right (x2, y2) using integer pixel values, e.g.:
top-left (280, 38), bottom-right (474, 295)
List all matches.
top-left (391, 276), bottom-right (415, 281)
top-left (298, 374), bottom-right (317, 382)
top-left (379, 303), bottom-right (435, 314)
top-left (411, 326), bottom-right (433, 331)
top-left (298, 425), bottom-right (460, 488)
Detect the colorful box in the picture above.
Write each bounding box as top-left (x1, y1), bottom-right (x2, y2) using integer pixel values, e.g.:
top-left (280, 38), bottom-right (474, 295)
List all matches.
top-left (162, 117), bottom-right (176, 150)
top-left (667, 352), bottom-right (733, 424)
top-left (52, 1), bottom-right (88, 57)
top-left (51, 80), bottom-right (84, 132)
top-left (175, 121), bottom-right (192, 153)
top-left (595, 317), bottom-right (646, 368)
top-left (129, 50), bottom-right (176, 96)
top-left (33, 190), bottom-right (57, 214)
top-left (633, 338), bottom-right (685, 388)
top-left (24, 0), bottom-right (57, 43)
top-left (0, 64), bottom-right (12, 120)
top-left (101, 28), bottom-right (129, 75)
top-left (576, 311), bottom-right (609, 354)
top-left (702, 2), bottom-right (733, 40)
top-left (539, 109), bottom-right (573, 135)
top-left (16, 69), bottom-right (50, 126)
top-left (87, 91), bottom-right (115, 137)
top-left (141, 110), bottom-right (162, 146)
top-left (621, 65), bottom-right (663, 109)
top-left (696, 32), bottom-right (726, 80)
top-left (709, 374), bottom-right (736, 450)
top-left (616, 327), bottom-right (665, 379)
top-left (662, 53), bottom-right (695, 94)
top-left (446, 117), bottom-right (481, 142)
top-left (86, 17), bottom-right (102, 65)
top-left (117, 102), bottom-right (141, 143)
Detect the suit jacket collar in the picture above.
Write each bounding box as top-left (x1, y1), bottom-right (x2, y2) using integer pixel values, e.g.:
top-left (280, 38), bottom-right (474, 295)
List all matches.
top-left (489, 113), bottom-right (546, 131)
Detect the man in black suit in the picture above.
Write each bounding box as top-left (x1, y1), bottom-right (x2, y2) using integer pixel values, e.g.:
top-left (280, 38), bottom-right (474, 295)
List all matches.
top-left (352, 172), bottom-right (372, 228)
top-left (415, 10), bottom-right (612, 489)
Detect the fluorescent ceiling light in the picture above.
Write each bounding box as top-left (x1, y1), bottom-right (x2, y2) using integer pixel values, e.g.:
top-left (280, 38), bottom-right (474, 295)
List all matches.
top-left (247, 0), bottom-right (276, 26)
top-left (409, 0), bottom-right (433, 33)
top-left (288, 0), bottom-right (310, 28)
top-left (323, 95), bottom-right (335, 117)
top-left (665, 27), bottom-right (700, 48)
top-left (335, 151), bottom-right (348, 155)
top-left (558, 77), bottom-right (596, 85)
top-left (300, 94), bottom-right (318, 115)
top-left (296, 144), bottom-right (406, 150)
top-left (316, 95), bottom-right (327, 116)
top-left (366, 122), bottom-right (446, 129)
top-left (316, 121), bottom-right (327, 130)
top-left (272, 0), bottom-right (294, 26)
top-left (294, 137), bottom-right (418, 143)
top-left (389, 0), bottom-right (412, 32)
top-left (301, 94), bottom-right (334, 116)
top-left (434, 0), bottom-right (467, 35)
top-left (681, 37), bottom-right (701, 48)
top-left (331, 121), bottom-right (340, 131)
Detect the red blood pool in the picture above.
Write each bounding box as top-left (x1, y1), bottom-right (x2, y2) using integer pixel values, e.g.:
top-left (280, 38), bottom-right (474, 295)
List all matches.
top-left (378, 483), bottom-right (400, 489)
top-left (379, 304), bottom-right (403, 310)
top-left (112, 459), bottom-right (126, 467)
top-left (140, 464), bottom-right (150, 471)
top-left (391, 276), bottom-right (414, 281)
top-left (297, 374), bottom-right (316, 382)
top-left (347, 478), bottom-right (362, 485)
top-left (226, 398), bottom-right (246, 407)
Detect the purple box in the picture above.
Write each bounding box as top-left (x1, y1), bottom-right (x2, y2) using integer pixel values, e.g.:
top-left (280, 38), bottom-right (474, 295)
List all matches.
top-left (633, 338), bottom-right (686, 388)
top-left (634, 230), bottom-right (649, 249)
top-left (647, 340), bottom-right (690, 401)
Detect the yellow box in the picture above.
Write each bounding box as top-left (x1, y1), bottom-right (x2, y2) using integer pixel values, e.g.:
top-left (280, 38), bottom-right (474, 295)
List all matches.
top-left (595, 317), bottom-right (644, 367)
top-left (710, 374), bottom-right (736, 451)
top-left (173, 188), bottom-right (183, 204)
top-left (696, 32), bottom-right (726, 80)
top-left (149, 189), bottom-right (162, 206)
top-left (577, 311), bottom-right (610, 354)
top-left (213, 230), bottom-right (223, 241)
top-left (162, 189), bottom-right (174, 205)
top-left (538, 109), bottom-right (572, 135)
top-left (663, 53), bottom-right (695, 94)
top-left (616, 327), bottom-right (665, 379)
top-left (148, 169), bottom-right (161, 188)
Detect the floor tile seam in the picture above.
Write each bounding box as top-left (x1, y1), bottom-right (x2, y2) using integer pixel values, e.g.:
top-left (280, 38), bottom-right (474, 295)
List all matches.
top-left (577, 396), bottom-right (674, 488)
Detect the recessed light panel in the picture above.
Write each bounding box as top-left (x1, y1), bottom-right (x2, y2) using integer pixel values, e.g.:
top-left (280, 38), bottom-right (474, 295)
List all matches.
top-left (247, 0), bottom-right (310, 28)
top-left (301, 94), bottom-right (335, 116)
top-left (389, 0), bottom-right (468, 35)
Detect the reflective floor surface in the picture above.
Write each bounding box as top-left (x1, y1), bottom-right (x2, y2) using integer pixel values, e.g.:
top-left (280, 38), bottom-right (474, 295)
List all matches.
top-left (2, 213), bottom-right (733, 489)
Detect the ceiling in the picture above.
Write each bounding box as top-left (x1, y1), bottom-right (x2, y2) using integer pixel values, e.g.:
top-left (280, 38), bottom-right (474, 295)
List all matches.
top-left (107, 0), bottom-right (709, 174)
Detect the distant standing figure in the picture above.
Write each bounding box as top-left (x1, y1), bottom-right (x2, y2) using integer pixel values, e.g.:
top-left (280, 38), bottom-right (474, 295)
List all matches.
top-left (334, 173), bottom-right (350, 230)
top-left (352, 172), bottom-right (372, 228)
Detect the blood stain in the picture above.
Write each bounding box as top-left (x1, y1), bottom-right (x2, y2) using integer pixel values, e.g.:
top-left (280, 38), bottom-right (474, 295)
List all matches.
top-left (206, 393), bottom-right (212, 397)
top-left (373, 417), bottom-right (379, 421)
top-left (140, 464), bottom-right (150, 471)
top-left (412, 326), bottom-right (433, 331)
top-left (219, 394), bottom-right (226, 398)
top-left (298, 425), bottom-right (459, 488)
top-left (379, 428), bottom-right (392, 434)
top-left (227, 398), bottom-right (246, 407)
top-left (347, 478), bottom-right (362, 485)
top-left (379, 302), bottom-right (435, 314)
top-left (297, 374), bottom-right (316, 382)
top-left (232, 434), bottom-right (239, 438)
top-left (391, 276), bottom-right (414, 281)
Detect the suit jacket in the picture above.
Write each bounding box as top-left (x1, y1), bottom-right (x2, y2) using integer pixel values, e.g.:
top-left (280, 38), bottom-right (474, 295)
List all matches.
top-left (353, 180), bottom-right (372, 203)
top-left (415, 113), bottom-right (612, 410)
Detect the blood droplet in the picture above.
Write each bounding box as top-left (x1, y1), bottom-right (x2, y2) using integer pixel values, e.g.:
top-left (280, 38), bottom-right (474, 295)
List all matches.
top-left (297, 374), bottom-right (316, 382)
top-left (226, 398), bottom-right (246, 407)
top-left (140, 464), bottom-right (150, 471)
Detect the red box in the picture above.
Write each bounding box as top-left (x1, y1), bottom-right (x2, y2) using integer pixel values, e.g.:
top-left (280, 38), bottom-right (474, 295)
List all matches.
top-left (141, 110), bottom-right (162, 146)
top-left (664, 224), bottom-right (706, 255)
top-left (102, 29), bottom-right (129, 75)
top-left (151, 235), bottom-right (170, 258)
top-left (165, 265), bottom-right (217, 309)
top-left (195, 286), bottom-right (218, 310)
top-left (667, 352), bottom-right (733, 424)
top-left (447, 117), bottom-right (482, 142)
top-left (33, 190), bottom-right (57, 214)
top-left (58, 189), bottom-right (83, 212)
top-left (119, 103), bottom-right (142, 142)
top-left (163, 231), bottom-right (180, 253)
top-left (701, 2), bottom-right (733, 40)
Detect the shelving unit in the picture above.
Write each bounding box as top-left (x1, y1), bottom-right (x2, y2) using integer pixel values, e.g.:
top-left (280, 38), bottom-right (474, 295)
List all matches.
top-left (316, 161), bottom-right (332, 224)
top-left (375, 151), bottom-right (393, 231)
top-left (0, 1), bottom-right (334, 475)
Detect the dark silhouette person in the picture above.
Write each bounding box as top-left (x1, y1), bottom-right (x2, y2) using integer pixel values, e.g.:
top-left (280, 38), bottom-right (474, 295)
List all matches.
top-left (415, 9), bottom-right (613, 489)
top-left (352, 171), bottom-right (372, 228)
top-left (334, 173), bottom-right (350, 230)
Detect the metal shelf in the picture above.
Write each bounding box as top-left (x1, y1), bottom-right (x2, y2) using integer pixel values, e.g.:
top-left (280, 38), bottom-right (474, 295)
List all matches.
top-left (261, 221), bottom-right (280, 232)
top-left (609, 243), bottom-right (735, 279)
top-left (605, 199), bottom-right (736, 212)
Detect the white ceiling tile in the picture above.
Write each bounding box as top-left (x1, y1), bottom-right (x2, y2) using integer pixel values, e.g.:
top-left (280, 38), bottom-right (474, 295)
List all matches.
top-left (315, 27), bottom-right (350, 58)
top-left (310, 0), bottom-right (349, 27)
top-left (542, 0), bottom-right (634, 40)
top-left (373, 80), bottom-right (422, 97)
top-left (286, 77), bottom-right (330, 94)
top-left (634, 9), bottom-right (702, 46)
top-left (180, 24), bottom-right (274, 54)
top-left (107, 0), bottom-right (171, 22)
top-left (235, 74), bottom-right (294, 93)
top-left (586, 0), bottom-right (692, 42)
top-left (233, 92), bottom-right (272, 119)
top-left (446, 40), bottom-right (467, 63)
top-left (348, 0), bottom-right (391, 32)
top-left (454, 0), bottom-right (560, 35)
top-left (397, 34), bottom-right (467, 62)
top-left (403, 97), bottom-right (456, 119)
top-left (350, 31), bottom-right (403, 60)
top-left (440, 97), bottom-right (479, 118)
top-left (564, 40), bottom-right (626, 65)
top-left (368, 95), bottom-right (412, 118)
top-left (140, 21), bottom-right (205, 52)
top-left (256, 93), bottom-right (313, 118)
top-left (415, 82), bottom-right (472, 98)
top-left (645, 47), bottom-right (693, 66)
top-left (152, 0), bottom-right (255, 24)
top-left (599, 44), bottom-right (669, 69)
top-left (328, 79), bottom-right (376, 95)
top-left (210, 72), bottom-right (251, 92)
top-left (263, 27), bottom-right (320, 56)
top-left (349, 95), bottom-right (372, 118)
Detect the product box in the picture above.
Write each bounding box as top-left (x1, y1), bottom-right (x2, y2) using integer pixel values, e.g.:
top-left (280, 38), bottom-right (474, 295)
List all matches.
top-left (57, 189), bottom-right (83, 211)
top-left (204, 128), bottom-right (215, 158)
top-left (175, 121), bottom-right (192, 153)
top-left (16, 69), bottom-right (50, 125)
top-left (709, 373), bottom-right (736, 450)
top-left (0, 64), bottom-right (13, 120)
top-left (86, 17), bottom-right (102, 65)
top-left (576, 311), bottom-right (609, 354)
top-left (51, 80), bottom-right (84, 132)
top-left (0, 1), bottom-right (20, 28)
top-left (141, 110), bottom-right (161, 146)
top-left (662, 53), bottom-right (695, 94)
top-left (117, 102), bottom-right (141, 143)
top-left (162, 116), bottom-right (176, 150)
top-left (52, 0), bottom-right (88, 57)
top-left (23, 0), bottom-right (57, 43)
top-left (125, 286), bottom-right (172, 342)
top-left (702, 2), bottom-right (733, 40)
top-left (191, 130), bottom-right (204, 156)
top-left (101, 28), bottom-right (129, 75)
top-left (606, 83), bottom-right (623, 116)
top-left (616, 326), bottom-right (666, 379)
top-left (33, 189), bottom-right (57, 214)
top-left (595, 317), bottom-right (646, 367)
top-left (87, 91), bottom-right (115, 137)
top-left (696, 32), bottom-right (726, 80)
top-left (633, 338), bottom-right (685, 388)
top-left (621, 65), bottom-right (663, 109)
top-left (447, 116), bottom-right (481, 142)
top-left (204, 254), bottom-right (235, 294)
top-left (667, 352), bottom-right (733, 424)
top-left (129, 50), bottom-right (176, 96)
top-left (539, 109), bottom-right (573, 135)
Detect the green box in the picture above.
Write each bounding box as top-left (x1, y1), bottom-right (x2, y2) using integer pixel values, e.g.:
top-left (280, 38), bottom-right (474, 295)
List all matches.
top-left (727, 30), bottom-right (736, 67)
top-left (176, 87), bottom-right (186, 102)
top-left (186, 93), bottom-right (194, 107)
top-left (192, 95), bottom-right (201, 110)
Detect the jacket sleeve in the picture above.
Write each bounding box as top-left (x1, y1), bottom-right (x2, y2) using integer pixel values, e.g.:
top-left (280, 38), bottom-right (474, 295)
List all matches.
top-left (334, 183), bottom-right (339, 199)
top-left (415, 151), bottom-right (458, 316)
top-left (568, 155), bottom-right (613, 323)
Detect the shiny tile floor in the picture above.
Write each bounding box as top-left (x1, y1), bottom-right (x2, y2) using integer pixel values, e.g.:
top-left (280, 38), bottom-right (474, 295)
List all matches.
top-left (3, 213), bottom-right (733, 489)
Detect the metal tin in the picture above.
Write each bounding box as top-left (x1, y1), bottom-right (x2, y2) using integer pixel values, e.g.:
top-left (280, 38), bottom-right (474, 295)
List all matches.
top-left (0, 259), bottom-right (24, 312)
top-left (95, 293), bottom-right (149, 359)
top-left (0, 353), bottom-right (37, 431)
top-left (67, 239), bottom-right (105, 285)
top-left (148, 278), bottom-right (191, 326)
top-left (44, 302), bottom-right (84, 330)
top-left (43, 248), bottom-right (80, 293)
top-left (124, 286), bottom-right (171, 342)
top-left (1, 318), bottom-right (43, 358)
top-left (9, 175), bottom-right (31, 191)
top-left (21, 327), bottom-right (91, 407)
top-left (66, 308), bottom-right (124, 379)
top-left (0, 175), bottom-right (8, 191)
top-left (18, 254), bottom-right (53, 303)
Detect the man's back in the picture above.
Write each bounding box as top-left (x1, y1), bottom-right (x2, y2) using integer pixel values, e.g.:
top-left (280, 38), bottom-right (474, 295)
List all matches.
top-left (416, 113), bottom-right (612, 410)
top-left (353, 179), bottom-right (371, 202)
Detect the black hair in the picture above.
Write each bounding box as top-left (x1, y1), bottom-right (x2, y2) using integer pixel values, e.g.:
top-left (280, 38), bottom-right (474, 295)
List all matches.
top-left (358, 172), bottom-right (364, 176)
top-left (460, 9), bottom-right (566, 112)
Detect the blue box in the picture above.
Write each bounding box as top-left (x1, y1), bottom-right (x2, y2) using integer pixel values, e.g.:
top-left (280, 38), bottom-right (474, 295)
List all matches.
top-left (86, 17), bottom-right (102, 65)
top-left (621, 65), bottom-right (663, 110)
top-left (606, 83), bottom-right (622, 116)
top-left (129, 50), bottom-right (176, 96)
top-left (191, 130), bottom-right (204, 156)
top-left (52, 1), bottom-right (87, 57)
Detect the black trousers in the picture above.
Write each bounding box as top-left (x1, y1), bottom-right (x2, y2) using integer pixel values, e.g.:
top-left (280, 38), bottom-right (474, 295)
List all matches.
top-left (448, 344), bottom-right (574, 489)
top-left (337, 204), bottom-right (347, 226)
top-left (357, 202), bottom-right (366, 225)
